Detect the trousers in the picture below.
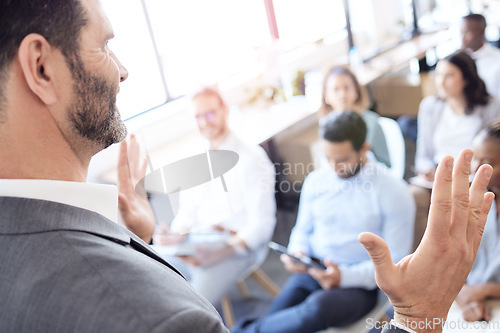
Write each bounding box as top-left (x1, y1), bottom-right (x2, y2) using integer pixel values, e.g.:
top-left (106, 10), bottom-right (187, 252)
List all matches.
top-left (232, 273), bottom-right (378, 333)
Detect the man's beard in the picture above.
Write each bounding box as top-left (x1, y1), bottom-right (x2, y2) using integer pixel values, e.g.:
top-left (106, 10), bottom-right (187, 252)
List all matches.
top-left (338, 155), bottom-right (363, 178)
top-left (66, 55), bottom-right (127, 150)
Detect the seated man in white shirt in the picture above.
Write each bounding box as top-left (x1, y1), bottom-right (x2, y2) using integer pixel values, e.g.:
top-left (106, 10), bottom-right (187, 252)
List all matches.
top-left (153, 87), bottom-right (277, 305)
top-left (461, 13), bottom-right (500, 97)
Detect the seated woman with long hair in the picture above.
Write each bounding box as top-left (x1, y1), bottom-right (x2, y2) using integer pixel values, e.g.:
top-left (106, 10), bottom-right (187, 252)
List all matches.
top-left (412, 50), bottom-right (500, 249)
top-left (319, 66), bottom-right (390, 167)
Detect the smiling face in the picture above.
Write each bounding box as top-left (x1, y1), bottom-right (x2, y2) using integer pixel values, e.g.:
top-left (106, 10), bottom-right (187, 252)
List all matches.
top-left (192, 93), bottom-right (229, 142)
top-left (435, 60), bottom-right (466, 100)
top-left (324, 73), bottom-right (359, 111)
top-left (64, 0), bottom-right (129, 151)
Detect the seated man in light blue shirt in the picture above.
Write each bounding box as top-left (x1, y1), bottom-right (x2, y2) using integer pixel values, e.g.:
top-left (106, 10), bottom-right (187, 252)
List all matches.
top-left (232, 111), bottom-right (415, 333)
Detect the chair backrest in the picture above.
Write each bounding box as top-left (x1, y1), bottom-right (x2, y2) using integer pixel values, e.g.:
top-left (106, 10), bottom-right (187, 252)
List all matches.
top-left (378, 117), bottom-right (405, 179)
top-left (317, 290), bottom-right (390, 333)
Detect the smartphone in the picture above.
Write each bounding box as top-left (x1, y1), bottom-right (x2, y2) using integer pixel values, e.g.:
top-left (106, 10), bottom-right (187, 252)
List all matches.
top-left (268, 241), bottom-right (326, 269)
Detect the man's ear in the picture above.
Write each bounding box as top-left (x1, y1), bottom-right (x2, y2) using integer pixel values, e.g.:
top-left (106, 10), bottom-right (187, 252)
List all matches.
top-left (17, 33), bottom-right (59, 106)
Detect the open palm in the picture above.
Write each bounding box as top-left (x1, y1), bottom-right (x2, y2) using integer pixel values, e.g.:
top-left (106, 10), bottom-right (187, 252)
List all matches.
top-left (359, 149), bottom-right (494, 332)
top-left (117, 134), bottom-right (156, 243)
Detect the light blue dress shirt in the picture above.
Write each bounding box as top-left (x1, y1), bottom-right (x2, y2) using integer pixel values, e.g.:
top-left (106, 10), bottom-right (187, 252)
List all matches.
top-left (288, 155), bottom-right (415, 289)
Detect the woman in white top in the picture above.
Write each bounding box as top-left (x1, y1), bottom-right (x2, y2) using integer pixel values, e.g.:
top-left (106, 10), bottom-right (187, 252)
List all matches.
top-left (319, 66), bottom-right (391, 167)
top-left (415, 50), bottom-right (500, 180)
top-left (412, 50), bottom-right (500, 250)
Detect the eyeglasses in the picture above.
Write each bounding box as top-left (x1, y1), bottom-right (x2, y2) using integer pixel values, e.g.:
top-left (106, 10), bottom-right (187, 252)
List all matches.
top-left (195, 110), bottom-right (216, 123)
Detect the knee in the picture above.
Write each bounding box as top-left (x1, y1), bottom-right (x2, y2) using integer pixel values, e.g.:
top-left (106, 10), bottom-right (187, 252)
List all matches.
top-left (298, 294), bottom-right (332, 327)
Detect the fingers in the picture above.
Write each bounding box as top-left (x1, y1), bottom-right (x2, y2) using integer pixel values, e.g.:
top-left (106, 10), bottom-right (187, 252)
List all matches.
top-left (291, 251), bottom-right (306, 257)
top-left (117, 192), bottom-right (129, 213)
top-left (467, 165), bottom-right (494, 247)
top-left (450, 150), bottom-right (474, 237)
top-left (307, 263), bottom-right (336, 290)
top-left (212, 225), bottom-right (237, 235)
top-left (128, 134), bottom-right (139, 152)
top-left (127, 134), bottom-right (149, 185)
top-left (427, 155), bottom-right (454, 239)
top-left (128, 135), bottom-right (141, 170)
top-left (156, 224), bottom-right (170, 233)
top-left (117, 135), bottom-right (149, 197)
top-left (484, 304), bottom-right (491, 322)
top-left (308, 267), bottom-right (321, 279)
top-left (178, 256), bottom-right (199, 267)
top-left (117, 140), bottom-right (132, 191)
top-left (127, 134), bottom-right (148, 188)
top-left (358, 232), bottom-right (396, 285)
top-left (471, 192), bottom-right (495, 251)
top-left (280, 254), bottom-right (295, 267)
top-left (469, 165), bottom-right (493, 206)
top-left (324, 258), bottom-right (334, 267)
top-left (212, 225), bottom-right (225, 232)
top-left (462, 301), bottom-right (484, 322)
top-left (280, 254), bottom-right (307, 273)
top-left (279, 254), bottom-right (288, 264)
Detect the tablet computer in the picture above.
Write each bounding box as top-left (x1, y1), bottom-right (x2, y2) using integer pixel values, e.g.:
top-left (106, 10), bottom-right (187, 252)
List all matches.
top-left (268, 241), bottom-right (326, 269)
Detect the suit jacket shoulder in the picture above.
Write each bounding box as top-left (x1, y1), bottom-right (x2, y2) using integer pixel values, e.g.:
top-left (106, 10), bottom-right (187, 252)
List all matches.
top-left (0, 197), bottom-right (228, 333)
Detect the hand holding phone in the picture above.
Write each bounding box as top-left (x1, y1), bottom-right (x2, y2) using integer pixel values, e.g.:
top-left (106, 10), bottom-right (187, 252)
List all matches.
top-left (268, 242), bottom-right (326, 270)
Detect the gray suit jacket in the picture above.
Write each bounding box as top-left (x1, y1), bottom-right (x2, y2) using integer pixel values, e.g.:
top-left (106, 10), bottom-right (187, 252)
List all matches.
top-left (382, 323), bottom-right (407, 332)
top-left (0, 197), bottom-right (228, 333)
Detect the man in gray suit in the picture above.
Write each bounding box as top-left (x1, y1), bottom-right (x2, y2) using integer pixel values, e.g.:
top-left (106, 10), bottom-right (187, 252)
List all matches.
top-left (0, 0), bottom-right (493, 332)
top-left (0, 0), bottom-right (227, 332)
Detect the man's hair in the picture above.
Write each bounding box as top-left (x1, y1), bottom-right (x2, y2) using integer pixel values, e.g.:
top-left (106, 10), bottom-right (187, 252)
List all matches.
top-left (481, 120), bottom-right (500, 141)
top-left (318, 66), bottom-right (369, 117)
top-left (320, 111), bottom-right (367, 151)
top-left (463, 13), bottom-right (487, 32)
top-left (0, 0), bottom-right (88, 113)
top-left (190, 86), bottom-right (226, 107)
top-left (443, 50), bottom-right (490, 114)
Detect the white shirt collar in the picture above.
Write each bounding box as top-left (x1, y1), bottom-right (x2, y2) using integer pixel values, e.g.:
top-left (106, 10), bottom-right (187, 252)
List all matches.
top-left (205, 131), bottom-right (239, 151)
top-left (473, 42), bottom-right (492, 58)
top-left (0, 179), bottom-right (118, 223)
top-left (219, 132), bottom-right (239, 150)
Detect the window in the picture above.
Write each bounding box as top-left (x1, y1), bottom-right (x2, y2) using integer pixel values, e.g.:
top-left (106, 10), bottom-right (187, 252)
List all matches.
top-left (273, 0), bottom-right (346, 50)
top-left (101, 0), bottom-right (167, 120)
top-left (350, 0), bottom-right (405, 55)
top-left (411, 0), bottom-right (469, 30)
top-left (144, 0), bottom-right (272, 98)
